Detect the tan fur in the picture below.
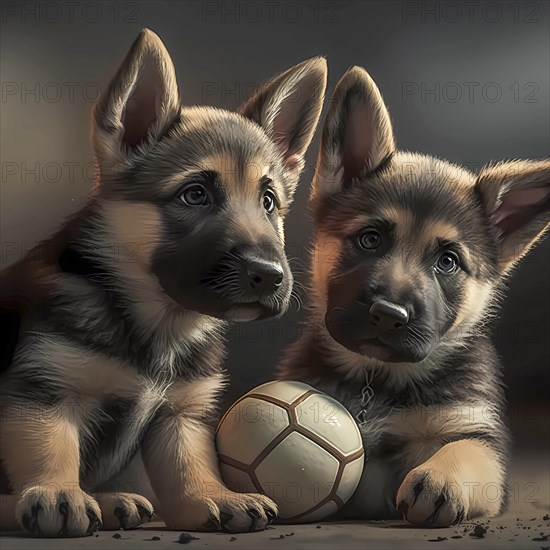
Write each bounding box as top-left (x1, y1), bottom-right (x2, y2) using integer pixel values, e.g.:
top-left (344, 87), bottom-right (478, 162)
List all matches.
top-left (340, 210), bottom-right (460, 259)
top-left (450, 279), bottom-right (494, 333)
top-left (386, 404), bottom-right (501, 467)
top-left (377, 207), bottom-right (415, 240)
top-left (343, 404), bottom-right (502, 520)
top-left (1, 405), bottom-right (81, 489)
top-left (85, 375), bottom-right (276, 532)
top-left (159, 153), bottom-right (275, 194)
top-left (17, 336), bottom-right (140, 399)
top-left (98, 199), bottom-right (220, 348)
top-left (1, 404), bottom-right (102, 536)
top-left (396, 439), bottom-right (504, 526)
top-left (164, 373), bottom-right (226, 417)
top-left (311, 232), bottom-right (343, 307)
top-left (409, 219), bottom-right (461, 256)
top-left (101, 200), bottom-right (162, 264)
top-left (141, 380), bottom-right (276, 531)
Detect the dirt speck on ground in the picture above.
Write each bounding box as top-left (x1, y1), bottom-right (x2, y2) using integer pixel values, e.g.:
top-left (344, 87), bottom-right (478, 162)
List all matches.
top-left (177, 532), bottom-right (201, 544)
top-left (470, 524), bottom-right (488, 538)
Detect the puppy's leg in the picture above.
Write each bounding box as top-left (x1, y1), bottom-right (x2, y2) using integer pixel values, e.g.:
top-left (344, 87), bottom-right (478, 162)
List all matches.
top-left (142, 411), bottom-right (277, 532)
top-left (396, 439), bottom-right (505, 527)
top-left (0, 403), bottom-right (101, 537)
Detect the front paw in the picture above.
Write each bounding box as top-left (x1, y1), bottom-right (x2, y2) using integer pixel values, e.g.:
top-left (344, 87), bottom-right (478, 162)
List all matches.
top-left (95, 492), bottom-right (154, 530)
top-left (164, 490), bottom-right (277, 533)
top-left (16, 485), bottom-right (102, 537)
top-left (396, 465), bottom-right (467, 527)
top-left (214, 491), bottom-right (277, 533)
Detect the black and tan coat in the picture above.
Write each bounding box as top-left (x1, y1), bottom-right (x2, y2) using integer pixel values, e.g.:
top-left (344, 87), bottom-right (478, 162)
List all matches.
top-left (0, 29), bottom-right (327, 537)
top-left (280, 66), bottom-right (550, 527)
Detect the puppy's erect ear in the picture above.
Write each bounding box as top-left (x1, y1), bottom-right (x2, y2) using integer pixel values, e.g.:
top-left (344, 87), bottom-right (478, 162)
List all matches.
top-left (238, 57), bottom-right (327, 190)
top-left (92, 29), bottom-right (180, 177)
top-left (312, 66), bottom-right (395, 200)
top-left (475, 159), bottom-right (550, 274)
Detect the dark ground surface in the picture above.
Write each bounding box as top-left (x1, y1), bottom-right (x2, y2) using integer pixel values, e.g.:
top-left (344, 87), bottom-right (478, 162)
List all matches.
top-left (1, 451), bottom-right (548, 550)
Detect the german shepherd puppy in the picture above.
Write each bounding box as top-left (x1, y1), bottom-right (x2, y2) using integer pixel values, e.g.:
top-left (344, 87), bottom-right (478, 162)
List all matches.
top-left (280, 66), bottom-right (549, 527)
top-left (0, 29), bottom-right (327, 536)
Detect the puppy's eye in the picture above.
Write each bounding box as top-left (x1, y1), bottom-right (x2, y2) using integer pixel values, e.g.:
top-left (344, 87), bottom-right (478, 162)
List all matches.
top-left (357, 229), bottom-right (381, 250)
top-left (180, 183), bottom-right (209, 206)
top-left (435, 251), bottom-right (460, 274)
top-left (263, 189), bottom-right (276, 215)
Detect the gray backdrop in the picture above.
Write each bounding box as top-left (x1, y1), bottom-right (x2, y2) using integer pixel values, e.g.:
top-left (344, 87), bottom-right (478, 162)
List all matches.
top-left (1, 0), bottom-right (548, 449)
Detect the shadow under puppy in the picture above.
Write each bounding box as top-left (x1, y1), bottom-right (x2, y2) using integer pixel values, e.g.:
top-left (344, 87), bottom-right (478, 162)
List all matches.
top-left (0, 29), bottom-right (327, 536)
top-left (280, 66), bottom-right (549, 526)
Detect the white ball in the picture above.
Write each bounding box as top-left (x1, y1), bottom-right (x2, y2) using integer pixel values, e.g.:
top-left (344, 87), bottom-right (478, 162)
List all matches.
top-left (216, 380), bottom-right (364, 523)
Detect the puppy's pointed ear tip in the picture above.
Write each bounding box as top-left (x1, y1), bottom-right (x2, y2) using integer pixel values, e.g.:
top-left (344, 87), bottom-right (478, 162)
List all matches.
top-left (308, 56), bottom-right (328, 68)
top-left (138, 28), bottom-right (158, 39)
top-left (298, 56), bottom-right (328, 79)
top-left (300, 57), bottom-right (328, 99)
top-left (136, 28), bottom-right (165, 49)
top-left (335, 66), bottom-right (382, 100)
top-left (343, 65), bottom-right (373, 82)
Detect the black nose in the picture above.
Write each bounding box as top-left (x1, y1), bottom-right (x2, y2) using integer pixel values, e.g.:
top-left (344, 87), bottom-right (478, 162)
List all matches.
top-left (243, 258), bottom-right (283, 295)
top-left (369, 300), bottom-right (409, 330)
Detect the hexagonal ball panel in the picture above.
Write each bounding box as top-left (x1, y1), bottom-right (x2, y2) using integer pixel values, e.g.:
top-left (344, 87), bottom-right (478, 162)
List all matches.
top-left (217, 397), bottom-right (289, 465)
top-left (294, 394), bottom-right (363, 456)
top-left (249, 380), bottom-right (314, 406)
top-left (254, 431), bottom-right (339, 520)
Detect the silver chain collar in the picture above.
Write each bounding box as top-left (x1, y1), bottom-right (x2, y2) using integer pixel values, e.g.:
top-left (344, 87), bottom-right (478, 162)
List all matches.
top-left (356, 368), bottom-right (375, 424)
